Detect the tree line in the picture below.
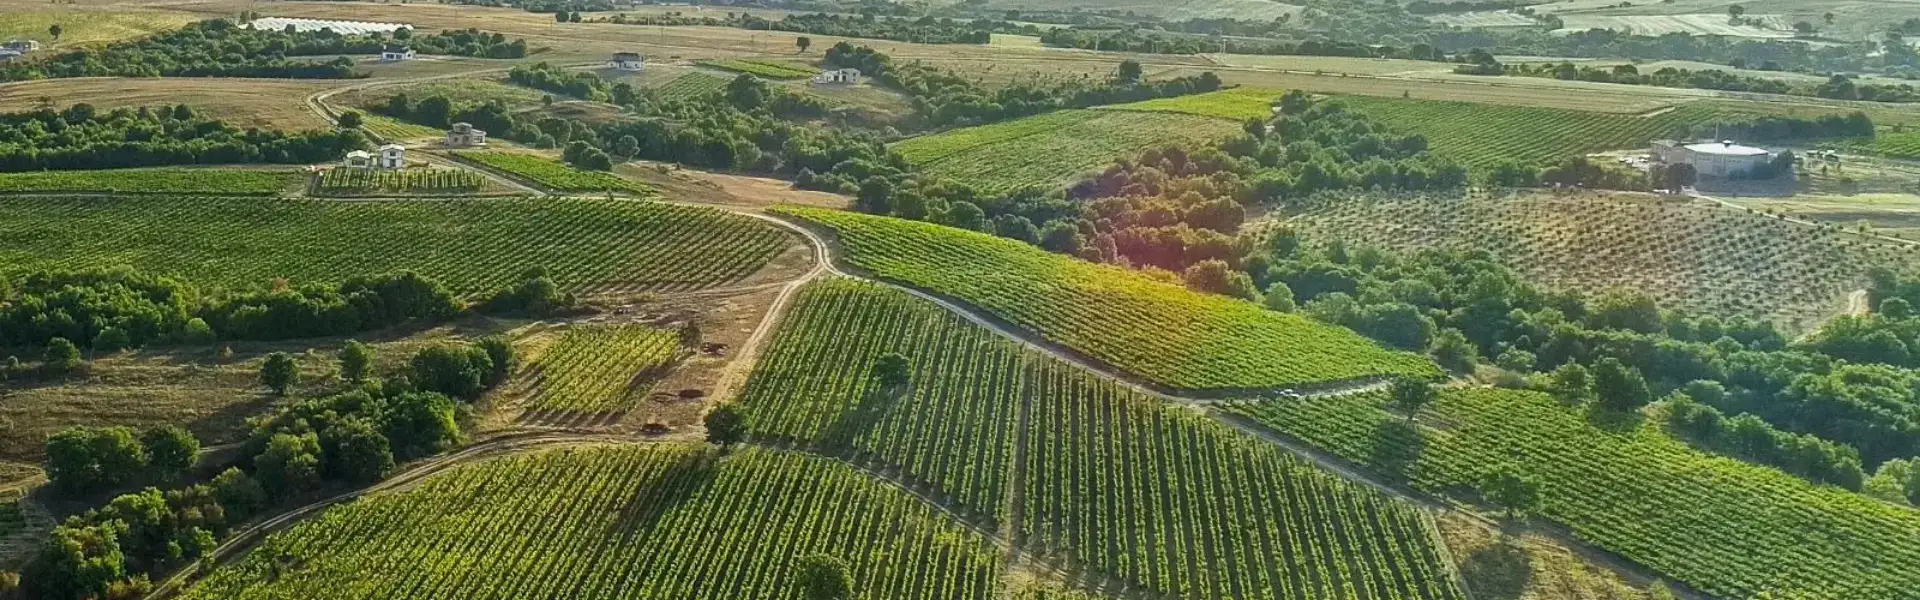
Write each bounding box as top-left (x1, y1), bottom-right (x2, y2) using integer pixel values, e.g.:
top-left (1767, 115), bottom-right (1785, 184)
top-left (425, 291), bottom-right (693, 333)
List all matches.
top-left (602, 11), bottom-right (1039, 45)
top-left (0, 103), bottom-right (363, 172)
top-left (0, 19), bottom-right (528, 83)
top-left (20, 334), bottom-right (509, 599)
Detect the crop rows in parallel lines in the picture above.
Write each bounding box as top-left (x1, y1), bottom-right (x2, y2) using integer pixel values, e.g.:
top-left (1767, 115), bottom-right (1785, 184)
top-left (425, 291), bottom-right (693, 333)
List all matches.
top-left (0, 168), bottom-right (295, 195)
top-left (735, 278), bottom-right (1018, 519)
top-left (1019, 359), bottom-right (1465, 600)
top-left (655, 73), bottom-right (730, 101)
top-left (1422, 392), bottom-right (1920, 600)
top-left (1338, 96), bottom-right (1692, 167)
top-left (892, 110), bottom-right (1099, 164)
top-left (1858, 131), bottom-right (1920, 159)
top-left (315, 168), bottom-right (485, 194)
top-left (0, 197), bottom-right (789, 294)
top-left (534, 325), bottom-right (681, 413)
top-left (458, 152), bottom-right (648, 193)
top-left (182, 444), bottom-right (1004, 600)
top-left (919, 112), bottom-right (1241, 193)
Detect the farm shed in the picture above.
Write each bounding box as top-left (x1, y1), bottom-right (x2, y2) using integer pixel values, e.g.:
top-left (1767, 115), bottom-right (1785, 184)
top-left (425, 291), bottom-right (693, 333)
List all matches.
top-left (813, 68), bottom-right (860, 85)
top-left (609, 52), bottom-right (645, 71)
top-left (1655, 139), bottom-right (1772, 178)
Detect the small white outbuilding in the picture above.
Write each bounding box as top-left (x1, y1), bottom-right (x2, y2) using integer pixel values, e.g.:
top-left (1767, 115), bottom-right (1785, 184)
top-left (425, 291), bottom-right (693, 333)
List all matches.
top-left (378, 144), bottom-right (406, 169)
top-left (344, 150), bottom-right (374, 169)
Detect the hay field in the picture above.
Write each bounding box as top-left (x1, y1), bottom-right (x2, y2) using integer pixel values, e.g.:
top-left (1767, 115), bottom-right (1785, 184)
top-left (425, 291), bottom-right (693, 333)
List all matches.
top-left (0, 78), bottom-right (335, 130)
top-left (0, 6), bottom-right (195, 48)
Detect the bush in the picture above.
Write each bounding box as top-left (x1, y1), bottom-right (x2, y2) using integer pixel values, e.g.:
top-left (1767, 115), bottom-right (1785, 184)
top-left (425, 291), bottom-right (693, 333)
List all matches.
top-left (255, 432), bottom-right (323, 496)
top-left (44, 426), bottom-right (147, 494)
top-left (43, 338), bottom-right (81, 372)
top-left (261, 352), bottom-right (299, 395)
top-left (409, 344), bottom-right (493, 400)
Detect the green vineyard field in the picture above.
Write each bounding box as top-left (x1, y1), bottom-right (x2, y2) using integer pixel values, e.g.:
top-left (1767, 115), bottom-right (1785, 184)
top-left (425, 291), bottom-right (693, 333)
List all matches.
top-left (533, 325), bottom-right (682, 413)
top-left (699, 58), bottom-right (815, 79)
top-left (1289, 191), bottom-right (1907, 329)
top-left (455, 151), bottom-right (650, 194)
top-left (655, 72), bottom-right (731, 101)
top-left (0, 196), bottom-right (793, 294)
top-left (737, 278), bottom-right (1467, 600)
top-left (1849, 130), bottom-right (1920, 159)
top-left (1098, 87), bottom-right (1283, 121)
top-left (0, 168), bottom-right (300, 195)
top-left (890, 109), bottom-right (1242, 193)
top-left (738, 278), bottom-right (1022, 518)
top-left (179, 444), bottom-right (1006, 600)
top-left (1336, 96), bottom-right (1734, 168)
top-left (775, 208), bottom-right (1437, 390)
top-left (1224, 389), bottom-right (1920, 600)
top-left (311, 167), bottom-right (488, 196)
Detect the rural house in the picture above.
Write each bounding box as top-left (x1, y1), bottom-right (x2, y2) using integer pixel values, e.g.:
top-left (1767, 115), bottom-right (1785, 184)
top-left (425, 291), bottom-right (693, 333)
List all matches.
top-left (2, 40), bottom-right (41, 52)
top-left (344, 150), bottom-right (375, 169)
top-left (380, 46), bottom-right (416, 61)
top-left (608, 52), bottom-right (645, 71)
top-left (378, 144), bottom-right (406, 169)
top-left (812, 67), bottom-right (860, 85)
top-left (446, 122), bottom-right (487, 147)
top-left (1654, 139), bottom-right (1773, 178)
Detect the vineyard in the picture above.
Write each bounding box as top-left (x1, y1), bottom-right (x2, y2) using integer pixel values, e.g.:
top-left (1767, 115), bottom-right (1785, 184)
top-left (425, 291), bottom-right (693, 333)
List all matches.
top-left (737, 278), bottom-right (1022, 519)
top-left (654, 72), bottom-right (731, 101)
top-left (1224, 388), bottom-right (1920, 600)
top-left (455, 151), bottom-right (651, 194)
top-left (1098, 87), bottom-right (1283, 121)
top-left (359, 113), bottom-right (444, 141)
top-left (699, 58), bottom-right (815, 80)
top-left (0, 196), bottom-right (794, 294)
top-left (890, 109), bottom-right (1242, 193)
top-left (0, 168), bottom-right (300, 195)
top-left (1289, 191), bottom-right (1908, 328)
top-left (1336, 96), bottom-right (1736, 168)
top-left (1849, 130), bottom-right (1920, 159)
top-left (311, 167), bottom-right (489, 196)
top-left (738, 277), bottom-right (1469, 600)
top-left (178, 444), bottom-right (1008, 600)
top-left (531, 325), bottom-right (683, 414)
top-left (0, 497), bottom-right (22, 538)
top-left (776, 207), bottom-right (1437, 391)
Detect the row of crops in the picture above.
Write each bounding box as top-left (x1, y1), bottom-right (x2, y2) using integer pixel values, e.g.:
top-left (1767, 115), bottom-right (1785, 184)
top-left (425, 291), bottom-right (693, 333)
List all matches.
top-left (699, 58), bottom-right (815, 80)
top-left (1224, 389), bottom-right (1920, 600)
top-left (455, 151), bottom-right (650, 194)
top-left (654, 72), bottom-right (731, 101)
top-left (736, 278), bottom-right (1466, 600)
top-left (1097, 87), bottom-right (1283, 121)
top-left (889, 109), bottom-right (1242, 193)
top-left (775, 208), bottom-right (1437, 391)
top-left (1847, 130), bottom-right (1920, 159)
top-left (1290, 191), bottom-right (1905, 328)
top-left (532, 324), bottom-right (683, 413)
top-left (1335, 96), bottom-right (1738, 168)
top-left (737, 278), bottom-right (1023, 519)
top-left (0, 168), bottom-right (300, 196)
top-left (311, 167), bottom-right (488, 196)
top-left (0, 195), bottom-right (793, 294)
top-left (179, 444), bottom-right (1007, 600)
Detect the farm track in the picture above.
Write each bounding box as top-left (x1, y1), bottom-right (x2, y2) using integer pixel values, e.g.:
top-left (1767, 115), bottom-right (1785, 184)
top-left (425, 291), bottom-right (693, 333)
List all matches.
top-left (126, 66), bottom-right (1724, 600)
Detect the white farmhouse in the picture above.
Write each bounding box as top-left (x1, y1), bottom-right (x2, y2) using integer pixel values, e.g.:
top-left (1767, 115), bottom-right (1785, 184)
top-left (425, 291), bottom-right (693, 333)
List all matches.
top-left (380, 46), bottom-right (416, 61)
top-left (1, 40), bottom-right (39, 52)
top-left (1653, 139), bottom-right (1772, 178)
top-left (378, 144), bottom-right (406, 169)
top-left (812, 67), bottom-right (860, 85)
top-left (344, 150), bottom-right (375, 169)
top-left (608, 52), bottom-right (645, 71)
top-left (446, 122), bottom-right (487, 148)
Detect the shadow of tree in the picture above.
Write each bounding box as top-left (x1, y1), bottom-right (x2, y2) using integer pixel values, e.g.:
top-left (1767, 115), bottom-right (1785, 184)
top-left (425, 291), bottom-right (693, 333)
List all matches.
top-left (817, 383), bottom-right (906, 453)
top-left (1459, 542), bottom-right (1532, 600)
top-left (1368, 418), bottom-right (1427, 480)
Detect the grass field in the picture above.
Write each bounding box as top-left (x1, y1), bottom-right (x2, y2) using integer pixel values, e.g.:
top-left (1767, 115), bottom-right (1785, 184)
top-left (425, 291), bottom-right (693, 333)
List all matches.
top-left (0, 168), bottom-right (303, 195)
top-left (698, 58), bottom-right (815, 80)
top-left (893, 109), bottom-right (1241, 193)
top-left (454, 151), bottom-right (652, 194)
top-left (1553, 13), bottom-right (1798, 38)
top-left (180, 444), bottom-right (1009, 600)
top-left (1097, 87), bottom-right (1282, 121)
top-left (738, 278), bottom-right (1469, 600)
top-left (530, 324), bottom-right (682, 414)
top-left (343, 78), bottom-right (548, 112)
top-left (1224, 388), bottom-right (1920, 600)
top-left (0, 196), bottom-right (793, 294)
top-left (0, 7), bottom-right (196, 48)
top-left (1290, 191), bottom-right (1911, 329)
top-left (776, 208), bottom-right (1438, 391)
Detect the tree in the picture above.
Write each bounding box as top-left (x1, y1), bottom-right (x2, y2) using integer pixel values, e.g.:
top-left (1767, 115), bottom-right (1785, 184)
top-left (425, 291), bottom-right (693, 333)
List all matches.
top-left (1661, 162), bottom-right (1697, 192)
top-left (339, 340), bottom-right (373, 382)
top-left (555, 10), bottom-right (571, 23)
top-left (1263, 281), bottom-right (1297, 312)
top-left (1480, 466), bottom-right (1542, 519)
top-left (1794, 21), bottom-right (1816, 35)
top-left (705, 403), bottom-right (747, 449)
top-left (1727, 4), bottom-right (1746, 20)
top-left (44, 426), bottom-right (147, 493)
top-left (255, 432), bottom-right (323, 496)
top-left (856, 177), bottom-right (894, 214)
top-left (1548, 362), bottom-right (1594, 403)
top-left (261, 352), bottom-right (298, 396)
top-left (796, 36), bottom-right (813, 53)
top-left (410, 344), bottom-right (493, 400)
top-left (1430, 328), bottom-right (1477, 373)
top-left (48, 24), bottom-right (62, 41)
top-left (319, 418), bottom-right (394, 484)
top-left (1592, 357), bottom-right (1652, 413)
top-left (91, 327), bottom-right (130, 353)
top-left (476, 336), bottom-right (516, 386)
top-left (43, 337), bottom-right (81, 372)
top-left (383, 392), bottom-right (461, 459)
top-left (140, 425), bottom-right (199, 481)
top-left (181, 318), bottom-right (216, 345)
top-left (1115, 59), bottom-right (1144, 85)
top-left (797, 554), bottom-right (854, 600)
top-left (1389, 377), bottom-right (1437, 421)
top-left (614, 135), bottom-right (640, 158)
top-left (1183, 260), bottom-right (1261, 301)
top-left (872, 352), bottom-right (912, 390)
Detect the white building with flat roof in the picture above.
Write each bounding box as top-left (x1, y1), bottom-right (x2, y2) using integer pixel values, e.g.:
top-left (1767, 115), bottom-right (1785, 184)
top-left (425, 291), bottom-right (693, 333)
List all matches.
top-left (1654, 139), bottom-right (1772, 178)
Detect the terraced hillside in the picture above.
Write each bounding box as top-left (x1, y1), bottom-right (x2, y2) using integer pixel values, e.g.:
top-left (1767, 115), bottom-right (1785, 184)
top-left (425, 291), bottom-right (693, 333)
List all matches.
top-left (736, 278), bottom-right (1468, 600)
top-left (776, 208), bottom-right (1437, 391)
top-left (1289, 191), bottom-right (1911, 328)
top-left (178, 444), bottom-right (1009, 600)
top-left (0, 196), bottom-right (795, 294)
top-left (1225, 389), bottom-right (1920, 600)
